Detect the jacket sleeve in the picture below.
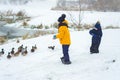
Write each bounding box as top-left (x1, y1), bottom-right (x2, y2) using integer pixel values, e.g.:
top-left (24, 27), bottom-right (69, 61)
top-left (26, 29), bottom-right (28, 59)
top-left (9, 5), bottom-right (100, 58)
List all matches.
top-left (56, 27), bottom-right (65, 39)
top-left (89, 29), bottom-right (94, 35)
top-left (90, 29), bottom-right (98, 36)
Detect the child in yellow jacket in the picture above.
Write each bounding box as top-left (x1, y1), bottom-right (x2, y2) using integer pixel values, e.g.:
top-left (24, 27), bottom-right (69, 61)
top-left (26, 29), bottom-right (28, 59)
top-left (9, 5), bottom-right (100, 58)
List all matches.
top-left (53, 14), bottom-right (71, 64)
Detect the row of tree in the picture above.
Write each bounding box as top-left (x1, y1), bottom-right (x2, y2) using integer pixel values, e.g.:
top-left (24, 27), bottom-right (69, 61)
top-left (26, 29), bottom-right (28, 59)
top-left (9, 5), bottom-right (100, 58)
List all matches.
top-left (55, 0), bottom-right (120, 11)
top-left (0, 0), bottom-right (30, 5)
top-left (93, 0), bottom-right (120, 11)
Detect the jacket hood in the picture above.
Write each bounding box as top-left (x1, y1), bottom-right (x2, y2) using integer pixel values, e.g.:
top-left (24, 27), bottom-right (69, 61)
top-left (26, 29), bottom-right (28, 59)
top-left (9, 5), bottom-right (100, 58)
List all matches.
top-left (95, 22), bottom-right (101, 30)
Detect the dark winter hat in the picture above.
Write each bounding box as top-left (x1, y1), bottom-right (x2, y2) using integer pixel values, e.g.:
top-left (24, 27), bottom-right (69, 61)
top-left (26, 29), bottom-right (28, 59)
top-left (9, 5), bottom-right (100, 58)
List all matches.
top-left (95, 21), bottom-right (101, 29)
top-left (61, 14), bottom-right (66, 18)
top-left (58, 17), bottom-right (64, 23)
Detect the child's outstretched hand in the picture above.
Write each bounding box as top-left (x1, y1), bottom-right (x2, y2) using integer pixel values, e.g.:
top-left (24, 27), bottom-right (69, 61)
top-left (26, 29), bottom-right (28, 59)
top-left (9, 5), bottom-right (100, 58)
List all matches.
top-left (53, 35), bottom-right (56, 39)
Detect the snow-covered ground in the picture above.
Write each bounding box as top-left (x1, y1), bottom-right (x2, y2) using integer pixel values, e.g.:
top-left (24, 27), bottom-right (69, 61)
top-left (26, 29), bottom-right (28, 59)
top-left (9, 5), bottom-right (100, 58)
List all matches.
top-left (0, 29), bottom-right (120, 80)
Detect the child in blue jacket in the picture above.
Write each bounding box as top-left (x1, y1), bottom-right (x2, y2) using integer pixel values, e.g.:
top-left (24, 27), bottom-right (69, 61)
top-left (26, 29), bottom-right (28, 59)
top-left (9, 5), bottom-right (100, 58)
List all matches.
top-left (89, 21), bottom-right (103, 54)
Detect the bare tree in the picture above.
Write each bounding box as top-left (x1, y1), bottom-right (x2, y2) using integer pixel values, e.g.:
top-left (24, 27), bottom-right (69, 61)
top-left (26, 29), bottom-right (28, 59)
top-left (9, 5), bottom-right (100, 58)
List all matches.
top-left (67, 0), bottom-right (84, 31)
top-left (57, 0), bottom-right (66, 8)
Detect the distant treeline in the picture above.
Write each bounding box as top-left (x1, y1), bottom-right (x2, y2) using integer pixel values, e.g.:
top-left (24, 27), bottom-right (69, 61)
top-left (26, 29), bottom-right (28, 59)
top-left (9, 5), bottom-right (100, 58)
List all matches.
top-left (53, 0), bottom-right (120, 12)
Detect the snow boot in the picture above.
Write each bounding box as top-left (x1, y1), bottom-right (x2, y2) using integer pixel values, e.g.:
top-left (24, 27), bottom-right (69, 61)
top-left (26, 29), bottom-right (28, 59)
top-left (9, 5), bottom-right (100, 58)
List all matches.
top-left (90, 50), bottom-right (99, 54)
top-left (60, 57), bottom-right (71, 65)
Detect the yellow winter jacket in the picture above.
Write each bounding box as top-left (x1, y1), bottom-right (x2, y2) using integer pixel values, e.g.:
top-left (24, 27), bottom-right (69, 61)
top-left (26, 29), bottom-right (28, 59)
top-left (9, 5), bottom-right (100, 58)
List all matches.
top-left (56, 20), bottom-right (71, 45)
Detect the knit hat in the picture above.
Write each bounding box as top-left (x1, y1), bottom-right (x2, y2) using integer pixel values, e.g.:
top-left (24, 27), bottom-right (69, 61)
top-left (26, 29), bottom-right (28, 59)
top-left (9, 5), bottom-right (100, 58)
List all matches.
top-left (61, 14), bottom-right (66, 18)
top-left (58, 17), bottom-right (64, 23)
top-left (58, 14), bottom-right (66, 23)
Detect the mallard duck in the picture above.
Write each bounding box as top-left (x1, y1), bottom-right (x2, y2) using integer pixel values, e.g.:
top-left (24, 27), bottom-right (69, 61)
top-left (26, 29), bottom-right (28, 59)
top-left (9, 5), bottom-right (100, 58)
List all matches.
top-left (34, 44), bottom-right (37, 50)
top-left (31, 46), bottom-right (35, 52)
top-left (7, 52), bottom-right (11, 59)
top-left (0, 48), bottom-right (4, 56)
top-left (16, 39), bottom-right (20, 43)
top-left (48, 46), bottom-right (55, 50)
top-left (11, 48), bottom-right (15, 56)
top-left (18, 45), bottom-right (23, 52)
top-left (21, 46), bottom-right (28, 56)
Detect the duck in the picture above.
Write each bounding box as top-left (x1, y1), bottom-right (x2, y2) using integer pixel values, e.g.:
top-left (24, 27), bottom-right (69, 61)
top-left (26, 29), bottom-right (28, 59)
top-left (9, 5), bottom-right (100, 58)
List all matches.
top-left (18, 45), bottom-right (23, 52)
top-left (16, 39), bottom-right (20, 43)
top-left (0, 48), bottom-right (4, 56)
top-left (11, 48), bottom-right (15, 56)
top-left (48, 46), bottom-right (55, 50)
top-left (31, 46), bottom-right (35, 52)
top-left (34, 44), bottom-right (37, 50)
top-left (21, 46), bottom-right (28, 56)
top-left (14, 51), bottom-right (20, 57)
top-left (7, 52), bottom-right (12, 59)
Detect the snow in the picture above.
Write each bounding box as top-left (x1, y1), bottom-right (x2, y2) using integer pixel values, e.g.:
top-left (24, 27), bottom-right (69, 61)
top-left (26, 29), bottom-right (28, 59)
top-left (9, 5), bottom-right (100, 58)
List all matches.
top-left (0, 29), bottom-right (120, 80)
top-left (0, 1), bottom-right (120, 80)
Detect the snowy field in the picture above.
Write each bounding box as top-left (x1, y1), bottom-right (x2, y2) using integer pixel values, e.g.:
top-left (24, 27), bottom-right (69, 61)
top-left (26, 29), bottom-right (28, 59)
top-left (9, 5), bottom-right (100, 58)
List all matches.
top-left (0, 29), bottom-right (120, 80)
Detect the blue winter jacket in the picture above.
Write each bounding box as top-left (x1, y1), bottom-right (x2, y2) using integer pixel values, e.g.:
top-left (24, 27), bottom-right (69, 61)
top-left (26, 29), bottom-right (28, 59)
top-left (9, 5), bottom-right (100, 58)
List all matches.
top-left (89, 22), bottom-right (103, 38)
top-left (89, 23), bottom-right (102, 43)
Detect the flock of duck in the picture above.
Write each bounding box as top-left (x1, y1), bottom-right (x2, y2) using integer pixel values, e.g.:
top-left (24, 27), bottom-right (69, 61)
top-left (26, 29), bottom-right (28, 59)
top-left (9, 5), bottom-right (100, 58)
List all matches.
top-left (0, 39), bottom-right (56, 60)
top-left (0, 44), bottom-right (37, 59)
